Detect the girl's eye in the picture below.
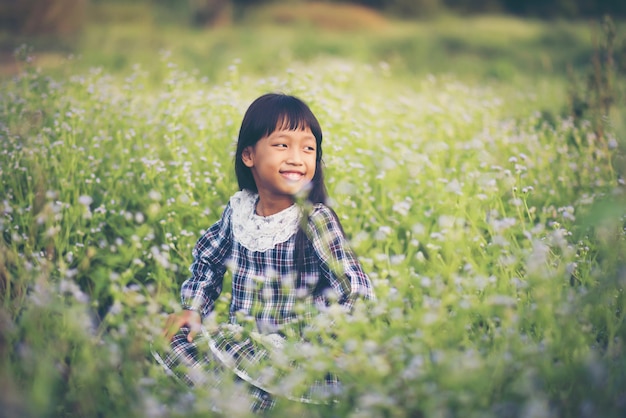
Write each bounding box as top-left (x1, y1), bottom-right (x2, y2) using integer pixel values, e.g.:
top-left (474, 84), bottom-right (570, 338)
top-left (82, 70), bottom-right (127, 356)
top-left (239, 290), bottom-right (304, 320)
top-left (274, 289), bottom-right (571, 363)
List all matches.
top-left (274, 143), bottom-right (287, 148)
top-left (305, 146), bottom-right (316, 152)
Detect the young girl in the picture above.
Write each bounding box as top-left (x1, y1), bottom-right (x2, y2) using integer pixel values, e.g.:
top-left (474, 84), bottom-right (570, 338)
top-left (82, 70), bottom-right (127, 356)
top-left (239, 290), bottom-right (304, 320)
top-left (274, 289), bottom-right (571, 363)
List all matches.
top-left (158, 93), bottom-right (374, 411)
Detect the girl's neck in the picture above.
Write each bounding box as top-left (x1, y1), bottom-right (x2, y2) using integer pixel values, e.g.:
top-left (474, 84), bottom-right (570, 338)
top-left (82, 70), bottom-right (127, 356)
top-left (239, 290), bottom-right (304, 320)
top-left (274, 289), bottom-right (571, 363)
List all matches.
top-left (255, 193), bottom-right (294, 217)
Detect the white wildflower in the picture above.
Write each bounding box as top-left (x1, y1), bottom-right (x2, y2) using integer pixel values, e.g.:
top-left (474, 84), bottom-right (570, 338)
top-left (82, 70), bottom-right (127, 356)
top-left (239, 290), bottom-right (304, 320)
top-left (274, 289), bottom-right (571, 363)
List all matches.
top-left (438, 214), bottom-right (457, 229)
top-left (412, 223), bottom-right (425, 236)
top-left (487, 295), bottom-right (516, 307)
top-left (78, 195), bottom-right (93, 206)
top-left (392, 199), bottom-right (411, 216)
top-left (445, 178), bottom-right (463, 194)
top-left (374, 226), bottom-right (392, 240)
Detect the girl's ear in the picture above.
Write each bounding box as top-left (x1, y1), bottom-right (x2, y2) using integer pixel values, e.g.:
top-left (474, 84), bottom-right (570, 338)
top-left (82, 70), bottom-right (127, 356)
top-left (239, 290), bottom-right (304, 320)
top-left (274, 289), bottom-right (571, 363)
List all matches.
top-left (241, 146), bottom-right (254, 168)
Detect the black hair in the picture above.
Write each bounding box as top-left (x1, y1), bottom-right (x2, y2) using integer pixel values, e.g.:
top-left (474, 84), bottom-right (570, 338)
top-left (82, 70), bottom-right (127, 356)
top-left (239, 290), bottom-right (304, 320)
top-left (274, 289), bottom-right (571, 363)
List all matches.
top-left (234, 93), bottom-right (327, 204)
top-left (234, 93), bottom-right (335, 290)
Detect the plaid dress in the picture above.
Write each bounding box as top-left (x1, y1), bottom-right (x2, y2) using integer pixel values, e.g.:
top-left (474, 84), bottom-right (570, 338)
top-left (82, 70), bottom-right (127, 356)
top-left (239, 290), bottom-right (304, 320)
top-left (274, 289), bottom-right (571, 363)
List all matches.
top-left (156, 190), bottom-right (374, 411)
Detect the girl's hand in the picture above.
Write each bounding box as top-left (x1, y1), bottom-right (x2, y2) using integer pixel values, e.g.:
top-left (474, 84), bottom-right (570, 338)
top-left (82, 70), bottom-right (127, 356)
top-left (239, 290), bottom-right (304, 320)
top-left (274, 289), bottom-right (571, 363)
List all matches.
top-left (162, 309), bottom-right (202, 342)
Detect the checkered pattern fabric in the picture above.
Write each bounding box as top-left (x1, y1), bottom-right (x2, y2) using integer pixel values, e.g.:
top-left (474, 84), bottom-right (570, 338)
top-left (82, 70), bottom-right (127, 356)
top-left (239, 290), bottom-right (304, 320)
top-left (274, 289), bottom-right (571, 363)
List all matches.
top-left (158, 193), bottom-right (374, 410)
top-left (153, 326), bottom-right (276, 412)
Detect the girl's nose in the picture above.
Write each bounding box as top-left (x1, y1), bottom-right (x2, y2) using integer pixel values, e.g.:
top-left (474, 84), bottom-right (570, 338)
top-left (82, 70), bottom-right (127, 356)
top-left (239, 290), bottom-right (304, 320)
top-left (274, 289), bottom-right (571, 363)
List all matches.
top-left (286, 149), bottom-right (303, 164)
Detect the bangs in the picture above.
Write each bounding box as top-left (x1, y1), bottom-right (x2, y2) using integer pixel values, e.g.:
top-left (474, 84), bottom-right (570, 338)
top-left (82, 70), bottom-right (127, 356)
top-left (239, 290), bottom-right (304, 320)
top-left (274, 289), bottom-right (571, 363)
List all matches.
top-left (275, 113), bottom-right (312, 133)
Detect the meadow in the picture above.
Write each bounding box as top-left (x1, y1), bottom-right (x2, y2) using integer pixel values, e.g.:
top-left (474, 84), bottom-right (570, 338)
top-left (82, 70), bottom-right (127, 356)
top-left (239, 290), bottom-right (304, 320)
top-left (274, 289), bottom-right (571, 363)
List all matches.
top-left (1, 4), bottom-right (626, 418)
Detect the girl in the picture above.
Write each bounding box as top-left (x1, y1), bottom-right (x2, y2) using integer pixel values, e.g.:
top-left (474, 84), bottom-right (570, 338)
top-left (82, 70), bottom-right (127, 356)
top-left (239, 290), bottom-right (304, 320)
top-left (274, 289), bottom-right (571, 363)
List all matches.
top-left (158, 93), bottom-right (374, 411)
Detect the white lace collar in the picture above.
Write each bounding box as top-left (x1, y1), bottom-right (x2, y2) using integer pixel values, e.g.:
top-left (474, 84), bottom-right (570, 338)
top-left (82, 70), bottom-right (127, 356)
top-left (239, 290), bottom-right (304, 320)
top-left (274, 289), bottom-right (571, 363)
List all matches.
top-left (230, 190), bottom-right (301, 252)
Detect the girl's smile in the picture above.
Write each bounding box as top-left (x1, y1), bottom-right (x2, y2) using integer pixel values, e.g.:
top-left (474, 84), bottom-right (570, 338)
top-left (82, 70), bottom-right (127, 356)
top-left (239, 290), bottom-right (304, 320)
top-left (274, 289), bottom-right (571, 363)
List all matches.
top-left (281, 170), bottom-right (305, 181)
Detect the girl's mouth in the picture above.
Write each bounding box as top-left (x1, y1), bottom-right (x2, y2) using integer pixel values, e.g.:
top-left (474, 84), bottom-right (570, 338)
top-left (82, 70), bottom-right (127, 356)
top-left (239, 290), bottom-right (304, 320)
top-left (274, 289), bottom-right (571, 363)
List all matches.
top-left (281, 171), bottom-right (304, 181)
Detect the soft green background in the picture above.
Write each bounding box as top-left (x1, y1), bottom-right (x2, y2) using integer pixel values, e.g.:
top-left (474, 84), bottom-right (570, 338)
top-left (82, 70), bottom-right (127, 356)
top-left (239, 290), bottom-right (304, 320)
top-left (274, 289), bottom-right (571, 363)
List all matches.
top-left (1, 2), bottom-right (625, 417)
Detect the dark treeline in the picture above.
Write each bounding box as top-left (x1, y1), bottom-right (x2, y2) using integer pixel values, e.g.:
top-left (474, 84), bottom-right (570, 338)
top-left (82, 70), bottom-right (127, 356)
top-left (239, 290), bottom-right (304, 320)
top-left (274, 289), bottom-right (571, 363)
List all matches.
top-left (133, 0), bottom-right (626, 21)
top-left (230, 0), bottom-right (626, 18)
top-left (165, 0), bottom-right (626, 28)
top-left (357, 0), bottom-right (626, 18)
top-left (3, 0), bottom-right (625, 37)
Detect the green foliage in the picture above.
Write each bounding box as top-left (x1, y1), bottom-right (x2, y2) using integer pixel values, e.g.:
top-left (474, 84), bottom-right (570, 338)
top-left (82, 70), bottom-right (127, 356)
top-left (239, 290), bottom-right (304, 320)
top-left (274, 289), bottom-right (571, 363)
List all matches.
top-left (2, 9), bottom-right (626, 416)
top-left (1, 43), bottom-right (625, 416)
top-left (9, 9), bottom-right (604, 96)
top-left (567, 16), bottom-right (626, 142)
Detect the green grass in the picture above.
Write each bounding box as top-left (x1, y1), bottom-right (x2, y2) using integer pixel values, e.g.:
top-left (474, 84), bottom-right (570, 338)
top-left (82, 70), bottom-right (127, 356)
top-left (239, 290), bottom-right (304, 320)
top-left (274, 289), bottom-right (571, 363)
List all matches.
top-left (0, 5), bottom-right (603, 86)
top-left (1, 5), bottom-right (626, 418)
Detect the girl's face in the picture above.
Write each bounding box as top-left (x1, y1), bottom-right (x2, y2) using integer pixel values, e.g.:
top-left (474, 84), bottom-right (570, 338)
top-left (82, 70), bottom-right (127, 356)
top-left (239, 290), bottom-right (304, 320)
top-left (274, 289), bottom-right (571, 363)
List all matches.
top-left (241, 126), bottom-right (317, 203)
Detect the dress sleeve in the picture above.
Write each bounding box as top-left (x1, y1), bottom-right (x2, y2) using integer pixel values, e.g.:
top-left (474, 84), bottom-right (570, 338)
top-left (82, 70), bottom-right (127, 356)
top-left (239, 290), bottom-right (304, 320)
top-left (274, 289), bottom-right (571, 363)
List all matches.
top-left (180, 203), bottom-right (233, 318)
top-left (307, 204), bottom-right (375, 309)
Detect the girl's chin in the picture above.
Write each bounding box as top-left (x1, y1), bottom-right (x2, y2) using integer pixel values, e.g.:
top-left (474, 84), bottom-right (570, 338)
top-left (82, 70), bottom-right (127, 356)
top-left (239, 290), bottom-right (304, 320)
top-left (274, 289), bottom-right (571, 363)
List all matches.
top-left (290, 182), bottom-right (313, 197)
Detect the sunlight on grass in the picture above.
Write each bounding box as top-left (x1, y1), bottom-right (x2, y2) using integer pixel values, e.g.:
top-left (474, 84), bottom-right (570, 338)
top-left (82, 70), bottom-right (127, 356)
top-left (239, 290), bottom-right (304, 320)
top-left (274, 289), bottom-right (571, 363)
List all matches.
top-left (0, 2), bottom-right (597, 87)
top-left (1, 52), bottom-right (624, 416)
top-left (0, 4), bottom-right (625, 416)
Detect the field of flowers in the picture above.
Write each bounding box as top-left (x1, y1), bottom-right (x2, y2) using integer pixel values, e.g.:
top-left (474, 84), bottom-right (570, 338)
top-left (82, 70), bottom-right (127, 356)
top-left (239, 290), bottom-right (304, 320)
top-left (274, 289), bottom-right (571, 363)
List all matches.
top-left (1, 49), bottom-right (625, 417)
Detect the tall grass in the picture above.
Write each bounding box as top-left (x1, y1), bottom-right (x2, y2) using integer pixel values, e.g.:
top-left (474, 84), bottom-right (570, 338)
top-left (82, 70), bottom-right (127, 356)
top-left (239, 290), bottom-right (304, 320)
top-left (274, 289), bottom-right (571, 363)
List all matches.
top-left (1, 3), bottom-right (604, 89)
top-left (1, 50), bottom-right (625, 417)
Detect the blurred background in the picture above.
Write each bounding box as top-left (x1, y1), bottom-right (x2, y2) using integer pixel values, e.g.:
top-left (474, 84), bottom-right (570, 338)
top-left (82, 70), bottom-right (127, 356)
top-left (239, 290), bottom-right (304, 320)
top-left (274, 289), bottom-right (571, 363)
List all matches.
top-left (1, 4), bottom-right (626, 417)
top-left (1, 0), bottom-right (625, 84)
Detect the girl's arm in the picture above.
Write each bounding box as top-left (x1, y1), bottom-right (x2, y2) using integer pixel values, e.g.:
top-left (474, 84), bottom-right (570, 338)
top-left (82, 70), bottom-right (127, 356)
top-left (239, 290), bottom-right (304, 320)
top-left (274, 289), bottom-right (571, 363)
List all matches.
top-left (180, 203), bottom-right (233, 318)
top-left (308, 205), bottom-right (375, 309)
